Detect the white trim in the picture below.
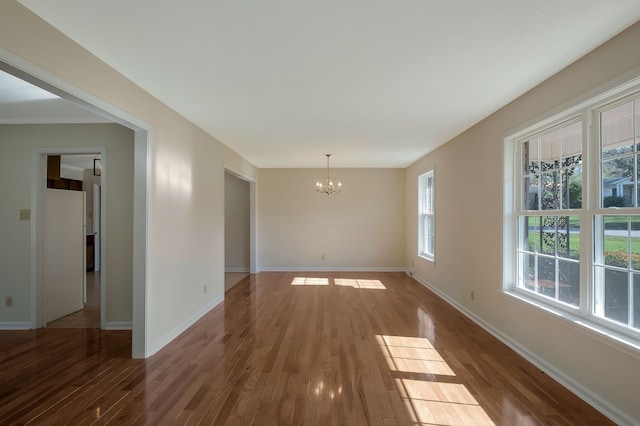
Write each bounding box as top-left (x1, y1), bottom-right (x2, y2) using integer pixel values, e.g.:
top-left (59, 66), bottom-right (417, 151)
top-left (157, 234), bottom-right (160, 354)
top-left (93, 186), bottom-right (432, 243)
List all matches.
top-left (503, 290), bottom-right (640, 360)
top-left (502, 67), bottom-right (640, 141)
top-left (258, 267), bottom-right (406, 272)
top-left (1, 47), bottom-right (151, 358)
top-left (147, 294), bottom-right (224, 357)
top-left (418, 170), bottom-right (435, 261)
top-left (503, 71), bottom-right (640, 355)
top-left (0, 117), bottom-right (112, 125)
top-left (410, 272), bottom-right (637, 426)
top-left (0, 322), bottom-right (31, 330)
top-left (223, 164), bottom-right (258, 275)
top-left (225, 267), bottom-right (251, 273)
top-left (104, 322), bottom-right (133, 330)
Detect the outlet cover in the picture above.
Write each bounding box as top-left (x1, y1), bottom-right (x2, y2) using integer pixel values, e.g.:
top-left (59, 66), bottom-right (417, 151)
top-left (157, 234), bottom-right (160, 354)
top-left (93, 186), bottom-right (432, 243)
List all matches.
top-left (5, 296), bottom-right (13, 307)
top-left (19, 209), bottom-right (31, 221)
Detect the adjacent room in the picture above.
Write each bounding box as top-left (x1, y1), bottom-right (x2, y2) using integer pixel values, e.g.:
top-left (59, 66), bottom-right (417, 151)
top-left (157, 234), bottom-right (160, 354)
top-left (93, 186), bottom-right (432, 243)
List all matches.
top-left (1, 1), bottom-right (640, 424)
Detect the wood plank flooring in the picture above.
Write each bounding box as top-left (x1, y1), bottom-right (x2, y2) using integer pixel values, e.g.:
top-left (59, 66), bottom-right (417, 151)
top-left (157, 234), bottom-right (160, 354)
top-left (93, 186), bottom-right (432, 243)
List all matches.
top-left (225, 272), bottom-right (250, 292)
top-left (46, 271), bottom-right (100, 329)
top-left (0, 272), bottom-right (614, 425)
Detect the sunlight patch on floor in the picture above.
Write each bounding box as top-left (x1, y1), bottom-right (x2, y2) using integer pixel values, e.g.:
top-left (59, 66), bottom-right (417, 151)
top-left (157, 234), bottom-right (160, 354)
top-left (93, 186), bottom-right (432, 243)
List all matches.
top-left (291, 277), bottom-right (330, 286)
top-left (377, 335), bottom-right (455, 375)
top-left (335, 278), bottom-right (386, 289)
top-left (290, 277), bottom-right (386, 289)
top-left (377, 334), bottom-right (495, 425)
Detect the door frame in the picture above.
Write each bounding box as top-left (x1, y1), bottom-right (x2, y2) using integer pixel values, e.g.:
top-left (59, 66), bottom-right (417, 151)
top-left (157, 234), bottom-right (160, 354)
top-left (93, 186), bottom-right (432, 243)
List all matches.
top-left (32, 148), bottom-right (106, 328)
top-left (93, 182), bottom-right (101, 272)
top-left (223, 165), bottom-right (258, 275)
top-left (1, 48), bottom-right (151, 358)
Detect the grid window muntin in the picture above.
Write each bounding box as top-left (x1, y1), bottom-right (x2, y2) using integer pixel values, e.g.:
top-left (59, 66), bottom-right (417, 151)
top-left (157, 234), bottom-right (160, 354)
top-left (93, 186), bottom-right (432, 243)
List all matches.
top-left (419, 170), bottom-right (435, 260)
top-left (506, 80), bottom-right (640, 347)
top-left (516, 119), bottom-right (583, 308)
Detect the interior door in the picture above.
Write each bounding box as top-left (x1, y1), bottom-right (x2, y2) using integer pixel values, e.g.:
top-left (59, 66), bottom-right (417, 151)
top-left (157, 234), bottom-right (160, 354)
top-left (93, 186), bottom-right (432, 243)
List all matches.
top-left (93, 182), bottom-right (101, 272)
top-left (42, 188), bottom-right (85, 323)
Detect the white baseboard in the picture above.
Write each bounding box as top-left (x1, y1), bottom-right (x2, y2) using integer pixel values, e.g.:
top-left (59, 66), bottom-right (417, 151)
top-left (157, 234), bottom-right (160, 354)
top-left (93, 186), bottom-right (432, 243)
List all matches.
top-left (409, 271), bottom-right (635, 426)
top-left (104, 322), bottom-right (133, 330)
top-left (147, 293), bottom-right (224, 357)
top-left (258, 266), bottom-right (406, 272)
top-left (0, 322), bottom-right (31, 330)
top-left (225, 267), bottom-right (250, 273)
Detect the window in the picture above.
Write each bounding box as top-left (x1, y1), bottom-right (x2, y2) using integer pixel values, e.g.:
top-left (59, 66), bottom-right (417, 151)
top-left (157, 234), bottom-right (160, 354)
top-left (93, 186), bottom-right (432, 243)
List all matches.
top-left (505, 78), bottom-right (640, 348)
top-left (419, 170), bottom-right (435, 260)
top-left (518, 120), bottom-right (583, 307)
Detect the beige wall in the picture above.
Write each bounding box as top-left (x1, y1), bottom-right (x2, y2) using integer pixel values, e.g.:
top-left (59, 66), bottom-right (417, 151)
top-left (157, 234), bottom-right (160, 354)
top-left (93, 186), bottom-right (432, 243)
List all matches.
top-left (405, 22), bottom-right (640, 423)
top-left (0, 1), bottom-right (258, 354)
top-left (2, 0), bottom-right (639, 420)
top-left (259, 168), bottom-right (405, 270)
top-left (0, 123), bottom-right (133, 326)
top-left (224, 172), bottom-right (250, 271)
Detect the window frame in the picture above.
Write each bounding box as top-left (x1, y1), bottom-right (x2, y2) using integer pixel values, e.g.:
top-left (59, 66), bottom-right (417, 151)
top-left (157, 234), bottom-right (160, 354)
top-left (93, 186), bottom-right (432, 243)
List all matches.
top-left (419, 170), bottom-right (435, 261)
top-left (503, 74), bottom-right (640, 357)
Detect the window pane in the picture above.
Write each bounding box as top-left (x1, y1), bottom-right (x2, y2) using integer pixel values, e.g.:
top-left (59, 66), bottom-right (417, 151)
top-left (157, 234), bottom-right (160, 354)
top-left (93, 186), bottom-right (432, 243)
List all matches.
top-left (523, 216), bottom-right (540, 252)
top-left (631, 216), bottom-right (640, 271)
top-left (541, 172), bottom-right (559, 210)
top-left (538, 256), bottom-right (556, 298)
top-left (557, 216), bottom-right (579, 260)
top-left (540, 130), bottom-right (560, 171)
top-left (562, 121), bottom-right (582, 161)
top-left (523, 175), bottom-right (539, 210)
top-left (540, 216), bottom-right (556, 255)
top-left (523, 139), bottom-right (540, 174)
top-left (602, 156), bottom-right (634, 207)
top-left (634, 275), bottom-right (640, 328)
top-left (559, 259), bottom-right (579, 306)
top-left (604, 268), bottom-right (629, 324)
top-left (520, 252), bottom-right (536, 291)
top-left (636, 99), bottom-right (640, 152)
top-left (562, 167), bottom-right (582, 209)
top-left (636, 156), bottom-right (640, 207)
top-left (603, 216), bottom-right (628, 268)
top-left (601, 101), bottom-right (634, 159)
top-left (426, 176), bottom-right (433, 213)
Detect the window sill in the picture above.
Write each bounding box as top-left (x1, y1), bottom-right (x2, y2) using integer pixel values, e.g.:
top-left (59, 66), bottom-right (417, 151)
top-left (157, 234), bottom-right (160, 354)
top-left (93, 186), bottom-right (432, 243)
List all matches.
top-left (503, 290), bottom-right (640, 360)
top-left (418, 254), bottom-right (435, 263)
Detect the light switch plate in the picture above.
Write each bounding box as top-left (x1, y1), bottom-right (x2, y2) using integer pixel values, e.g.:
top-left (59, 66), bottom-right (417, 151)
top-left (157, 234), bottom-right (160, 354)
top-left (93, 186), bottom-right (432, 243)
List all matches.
top-left (19, 209), bottom-right (31, 221)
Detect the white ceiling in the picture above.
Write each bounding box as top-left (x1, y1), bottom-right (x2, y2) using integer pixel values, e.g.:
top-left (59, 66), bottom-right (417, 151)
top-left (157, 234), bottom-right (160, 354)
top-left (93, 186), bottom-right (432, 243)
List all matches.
top-left (0, 70), bottom-right (110, 124)
top-left (13, 1), bottom-right (640, 168)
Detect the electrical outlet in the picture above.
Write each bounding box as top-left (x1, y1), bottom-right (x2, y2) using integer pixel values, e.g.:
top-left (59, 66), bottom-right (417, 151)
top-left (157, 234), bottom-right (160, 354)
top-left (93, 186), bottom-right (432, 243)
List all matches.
top-left (321, 254), bottom-right (325, 260)
top-left (5, 296), bottom-right (13, 307)
top-left (19, 209), bottom-right (31, 221)
top-left (411, 261), bottom-right (415, 267)
top-left (204, 285), bottom-right (207, 294)
top-left (470, 290), bottom-right (475, 301)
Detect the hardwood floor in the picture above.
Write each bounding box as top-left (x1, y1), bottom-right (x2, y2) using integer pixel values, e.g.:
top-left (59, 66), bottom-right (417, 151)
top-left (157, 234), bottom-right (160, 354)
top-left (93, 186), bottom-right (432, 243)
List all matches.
top-left (225, 271), bottom-right (250, 291)
top-left (46, 271), bottom-right (100, 328)
top-left (0, 272), bottom-right (614, 425)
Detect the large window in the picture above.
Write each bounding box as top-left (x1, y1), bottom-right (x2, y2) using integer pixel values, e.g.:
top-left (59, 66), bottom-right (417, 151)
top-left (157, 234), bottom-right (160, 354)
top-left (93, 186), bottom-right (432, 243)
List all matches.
top-left (419, 170), bottom-right (435, 260)
top-left (506, 80), bottom-right (640, 347)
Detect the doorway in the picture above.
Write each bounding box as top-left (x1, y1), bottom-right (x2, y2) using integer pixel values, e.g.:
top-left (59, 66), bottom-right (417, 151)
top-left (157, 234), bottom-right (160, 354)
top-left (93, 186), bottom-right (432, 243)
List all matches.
top-left (224, 168), bottom-right (257, 290)
top-left (34, 151), bottom-right (105, 329)
top-left (45, 154), bottom-right (103, 329)
top-left (0, 56), bottom-right (150, 357)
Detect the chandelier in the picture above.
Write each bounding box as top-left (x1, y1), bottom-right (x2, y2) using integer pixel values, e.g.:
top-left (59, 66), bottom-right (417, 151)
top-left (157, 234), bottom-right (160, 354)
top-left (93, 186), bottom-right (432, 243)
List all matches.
top-left (316, 154), bottom-right (342, 195)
